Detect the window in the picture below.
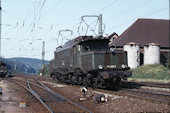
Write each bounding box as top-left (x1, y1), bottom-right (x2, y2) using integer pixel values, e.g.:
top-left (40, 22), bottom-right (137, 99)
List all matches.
top-left (82, 40), bottom-right (108, 52)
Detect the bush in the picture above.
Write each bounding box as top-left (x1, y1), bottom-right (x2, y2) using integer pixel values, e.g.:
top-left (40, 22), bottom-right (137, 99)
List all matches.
top-left (130, 64), bottom-right (170, 80)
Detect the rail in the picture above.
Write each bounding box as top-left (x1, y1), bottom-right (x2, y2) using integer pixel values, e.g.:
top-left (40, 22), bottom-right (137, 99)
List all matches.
top-left (9, 77), bottom-right (92, 113)
top-left (127, 81), bottom-right (170, 89)
top-left (121, 88), bottom-right (170, 104)
top-left (34, 79), bottom-right (92, 113)
top-left (9, 80), bottom-right (53, 113)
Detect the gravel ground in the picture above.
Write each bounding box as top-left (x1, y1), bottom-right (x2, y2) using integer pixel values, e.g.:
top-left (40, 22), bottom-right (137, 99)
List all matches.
top-left (2, 76), bottom-right (170, 113)
top-left (38, 76), bottom-right (170, 113)
top-left (0, 79), bottom-right (46, 113)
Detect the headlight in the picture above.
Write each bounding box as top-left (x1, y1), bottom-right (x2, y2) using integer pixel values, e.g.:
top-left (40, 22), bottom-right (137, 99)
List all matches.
top-left (98, 65), bottom-right (103, 69)
top-left (121, 64), bottom-right (127, 68)
top-left (110, 47), bottom-right (115, 52)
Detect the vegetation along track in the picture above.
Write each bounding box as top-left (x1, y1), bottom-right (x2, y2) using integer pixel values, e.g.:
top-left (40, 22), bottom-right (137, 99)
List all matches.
top-left (7, 77), bottom-right (92, 113)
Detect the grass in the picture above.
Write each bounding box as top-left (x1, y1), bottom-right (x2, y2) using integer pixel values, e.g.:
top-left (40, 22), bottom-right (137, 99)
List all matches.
top-left (130, 64), bottom-right (170, 81)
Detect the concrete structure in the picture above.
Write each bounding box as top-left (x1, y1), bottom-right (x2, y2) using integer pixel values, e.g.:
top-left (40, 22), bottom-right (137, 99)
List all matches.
top-left (144, 43), bottom-right (160, 65)
top-left (109, 18), bottom-right (170, 67)
top-left (123, 42), bottom-right (140, 68)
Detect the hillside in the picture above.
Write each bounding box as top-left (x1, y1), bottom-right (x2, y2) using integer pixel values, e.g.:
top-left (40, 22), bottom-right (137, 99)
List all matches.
top-left (7, 57), bottom-right (49, 74)
top-left (1, 57), bottom-right (49, 74)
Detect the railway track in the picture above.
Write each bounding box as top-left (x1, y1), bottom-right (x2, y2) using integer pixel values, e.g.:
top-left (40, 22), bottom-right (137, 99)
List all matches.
top-left (36, 76), bottom-right (170, 105)
top-left (120, 88), bottom-right (170, 105)
top-left (127, 81), bottom-right (170, 89)
top-left (93, 86), bottom-right (170, 105)
top-left (7, 77), bottom-right (92, 113)
top-left (7, 75), bottom-right (170, 108)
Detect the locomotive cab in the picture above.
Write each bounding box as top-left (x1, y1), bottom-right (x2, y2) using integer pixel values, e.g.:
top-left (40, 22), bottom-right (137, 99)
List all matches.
top-left (78, 38), bottom-right (131, 88)
top-left (79, 38), bottom-right (129, 70)
top-left (81, 39), bottom-right (109, 52)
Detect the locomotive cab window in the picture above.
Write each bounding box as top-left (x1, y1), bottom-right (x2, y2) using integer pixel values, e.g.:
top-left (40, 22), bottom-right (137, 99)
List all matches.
top-left (81, 39), bottom-right (109, 52)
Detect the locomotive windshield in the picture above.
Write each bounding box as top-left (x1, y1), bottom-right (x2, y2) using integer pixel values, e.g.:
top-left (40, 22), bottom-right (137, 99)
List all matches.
top-left (81, 39), bottom-right (109, 52)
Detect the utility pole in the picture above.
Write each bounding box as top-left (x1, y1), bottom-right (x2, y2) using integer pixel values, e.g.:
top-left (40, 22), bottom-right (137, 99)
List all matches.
top-left (98, 14), bottom-right (103, 36)
top-left (41, 41), bottom-right (45, 76)
top-left (0, 0), bottom-right (2, 59)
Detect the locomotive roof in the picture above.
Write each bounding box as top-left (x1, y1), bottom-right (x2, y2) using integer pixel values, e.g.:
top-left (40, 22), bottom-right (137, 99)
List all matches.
top-left (55, 35), bottom-right (109, 52)
top-left (62, 36), bottom-right (93, 48)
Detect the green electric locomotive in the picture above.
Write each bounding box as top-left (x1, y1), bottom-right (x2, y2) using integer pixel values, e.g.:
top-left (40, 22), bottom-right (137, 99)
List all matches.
top-left (49, 36), bottom-right (131, 88)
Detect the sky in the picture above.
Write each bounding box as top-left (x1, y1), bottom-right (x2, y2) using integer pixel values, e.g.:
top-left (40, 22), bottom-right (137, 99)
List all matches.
top-left (1, 0), bottom-right (169, 60)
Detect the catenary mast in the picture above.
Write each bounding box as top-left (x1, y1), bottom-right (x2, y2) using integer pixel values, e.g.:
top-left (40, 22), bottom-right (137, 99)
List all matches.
top-left (0, 0), bottom-right (2, 59)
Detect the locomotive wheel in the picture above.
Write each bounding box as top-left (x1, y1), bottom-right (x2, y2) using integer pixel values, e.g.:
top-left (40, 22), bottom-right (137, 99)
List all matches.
top-left (61, 75), bottom-right (66, 83)
top-left (82, 77), bottom-right (88, 86)
top-left (93, 76), bottom-right (106, 89)
top-left (105, 78), bottom-right (114, 89)
top-left (52, 75), bottom-right (56, 80)
top-left (67, 74), bottom-right (72, 84)
top-left (72, 76), bottom-right (78, 84)
top-left (77, 76), bottom-right (83, 85)
top-left (86, 79), bottom-right (92, 87)
top-left (82, 73), bottom-right (92, 87)
top-left (115, 77), bottom-right (122, 86)
top-left (57, 73), bottom-right (62, 82)
top-left (82, 77), bottom-right (92, 87)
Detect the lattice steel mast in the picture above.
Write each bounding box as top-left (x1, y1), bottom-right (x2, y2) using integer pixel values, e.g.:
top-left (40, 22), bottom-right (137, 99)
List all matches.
top-left (0, 0), bottom-right (2, 59)
top-left (41, 41), bottom-right (45, 75)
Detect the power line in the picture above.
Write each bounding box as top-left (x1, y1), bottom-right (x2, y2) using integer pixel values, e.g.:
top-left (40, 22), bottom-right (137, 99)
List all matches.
top-left (107, 6), bottom-right (169, 31)
top-left (38, 0), bottom-right (47, 21)
top-left (61, 0), bottom-right (90, 23)
top-left (106, 0), bottom-right (148, 19)
top-left (115, 0), bottom-right (152, 19)
top-left (94, 0), bottom-right (119, 14)
top-left (2, 9), bottom-right (79, 28)
top-left (109, 6), bottom-right (169, 46)
top-left (41, 0), bottom-right (63, 19)
top-left (23, 1), bottom-right (34, 22)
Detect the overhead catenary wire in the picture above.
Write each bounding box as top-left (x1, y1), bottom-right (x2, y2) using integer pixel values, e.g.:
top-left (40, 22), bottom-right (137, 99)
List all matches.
top-left (2, 0), bottom-right (168, 59)
top-left (107, 6), bottom-right (169, 31)
top-left (110, 6), bottom-right (169, 47)
top-left (114, 0), bottom-right (152, 19)
top-left (94, 0), bottom-right (119, 14)
top-left (105, 0), bottom-right (147, 19)
top-left (40, 0), bottom-right (63, 19)
top-left (2, 9), bottom-right (79, 31)
top-left (61, 0), bottom-right (90, 23)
